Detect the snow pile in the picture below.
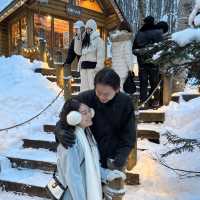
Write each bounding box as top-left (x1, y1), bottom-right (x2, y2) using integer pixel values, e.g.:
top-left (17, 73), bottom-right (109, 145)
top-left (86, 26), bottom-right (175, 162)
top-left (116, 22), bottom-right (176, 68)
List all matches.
top-left (0, 55), bottom-right (64, 152)
top-left (0, 0), bottom-right (13, 12)
top-left (127, 98), bottom-right (200, 200)
top-left (0, 55), bottom-right (200, 200)
top-left (164, 98), bottom-right (200, 139)
top-left (172, 28), bottom-right (200, 47)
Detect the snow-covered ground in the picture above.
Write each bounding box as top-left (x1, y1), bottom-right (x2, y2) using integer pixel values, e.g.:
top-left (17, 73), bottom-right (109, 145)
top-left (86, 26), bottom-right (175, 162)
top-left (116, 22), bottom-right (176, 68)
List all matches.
top-left (0, 55), bottom-right (200, 199)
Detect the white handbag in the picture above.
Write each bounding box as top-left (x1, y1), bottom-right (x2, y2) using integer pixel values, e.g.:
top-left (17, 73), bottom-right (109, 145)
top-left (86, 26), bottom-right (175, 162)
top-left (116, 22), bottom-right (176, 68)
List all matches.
top-left (46, 170), bottom-right (67, 200)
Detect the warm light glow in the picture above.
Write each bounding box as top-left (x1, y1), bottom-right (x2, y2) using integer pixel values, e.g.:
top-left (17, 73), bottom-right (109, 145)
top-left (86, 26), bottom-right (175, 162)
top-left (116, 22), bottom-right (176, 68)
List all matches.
top-left (76, 0), bottom-right (103, 13)
top-left (47, 15), bottom-right (52, 21)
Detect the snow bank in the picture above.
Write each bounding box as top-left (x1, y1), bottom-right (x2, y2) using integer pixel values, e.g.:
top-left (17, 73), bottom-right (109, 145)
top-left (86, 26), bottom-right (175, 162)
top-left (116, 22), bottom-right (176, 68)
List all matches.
top-left (0, 0), bottom-right (13, 12)
top-left (172, 28), bottom-right (200, 47)
top-left (164, 98), bottom-right (200, 139)
top-left (0, 55), bottom-right (64, 152)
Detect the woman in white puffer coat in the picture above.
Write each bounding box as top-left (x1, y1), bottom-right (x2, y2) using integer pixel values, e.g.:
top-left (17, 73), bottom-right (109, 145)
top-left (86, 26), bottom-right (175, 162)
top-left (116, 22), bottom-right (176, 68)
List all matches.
top-left (78, 19), bottom-right (105, 92)
top-left (110, 22), bottom-right (134, 91)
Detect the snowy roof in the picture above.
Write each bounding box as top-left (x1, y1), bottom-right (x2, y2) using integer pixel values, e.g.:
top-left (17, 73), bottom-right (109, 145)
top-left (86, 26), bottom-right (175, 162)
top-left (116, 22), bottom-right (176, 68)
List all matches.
top-left (0, 0), bottom-right (30, 23)
top-left (0, 0), bottom-right (13, 13)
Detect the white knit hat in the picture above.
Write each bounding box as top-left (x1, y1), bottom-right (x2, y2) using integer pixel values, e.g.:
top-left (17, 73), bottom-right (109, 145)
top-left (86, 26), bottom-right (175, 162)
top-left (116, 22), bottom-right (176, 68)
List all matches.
top-left (73, 20), bottom-right (85, 29)
top-left (66, 111), bottom-right (82, 126)
top-left (85, 19), bottom-right (97, 31)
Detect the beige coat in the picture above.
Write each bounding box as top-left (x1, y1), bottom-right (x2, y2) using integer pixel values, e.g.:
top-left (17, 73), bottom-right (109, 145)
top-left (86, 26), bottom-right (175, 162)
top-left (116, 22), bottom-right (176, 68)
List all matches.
top-left (110, 30), bottom-right (134, 89)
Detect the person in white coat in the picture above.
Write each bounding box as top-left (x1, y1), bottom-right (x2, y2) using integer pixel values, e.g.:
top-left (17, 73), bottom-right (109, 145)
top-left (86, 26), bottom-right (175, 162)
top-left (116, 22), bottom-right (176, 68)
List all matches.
top-left (78, 19), bottom-right (105, 92)
top-left (110, 21), bottom-right (134, 91)
top-left (57, 99), bottom-right (126, 200)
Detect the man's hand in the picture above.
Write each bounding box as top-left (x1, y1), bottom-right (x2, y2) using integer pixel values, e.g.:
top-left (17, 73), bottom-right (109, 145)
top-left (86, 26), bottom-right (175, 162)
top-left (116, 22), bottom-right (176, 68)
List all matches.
top-left (55, 121), bottom-right (76, 149)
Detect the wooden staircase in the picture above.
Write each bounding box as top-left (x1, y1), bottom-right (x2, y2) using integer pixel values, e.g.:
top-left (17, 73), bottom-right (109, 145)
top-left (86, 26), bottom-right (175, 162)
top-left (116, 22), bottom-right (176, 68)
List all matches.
top-left (0, 69), bottom-right (199, 198)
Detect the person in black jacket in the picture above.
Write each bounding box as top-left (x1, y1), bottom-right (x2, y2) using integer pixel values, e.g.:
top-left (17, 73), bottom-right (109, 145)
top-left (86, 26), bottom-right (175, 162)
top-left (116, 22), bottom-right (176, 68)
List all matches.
top-left (133, 18), bottom-right (169, 108)
top-left (63, 20), bottom-right (85, 67)
top-left (55, 68), bottom-right (136, 169)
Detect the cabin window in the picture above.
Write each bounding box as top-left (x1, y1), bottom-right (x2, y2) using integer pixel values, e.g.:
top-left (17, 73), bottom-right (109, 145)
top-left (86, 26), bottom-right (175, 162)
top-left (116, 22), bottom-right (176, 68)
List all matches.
top-left (54, 18), bottom-right (69, 49)
top-left (75, 0), bottom-right (103, 13)
top-left (11, 17), bottom-right (28, 53)
top-left (34, 14), bottom-right (52, 49)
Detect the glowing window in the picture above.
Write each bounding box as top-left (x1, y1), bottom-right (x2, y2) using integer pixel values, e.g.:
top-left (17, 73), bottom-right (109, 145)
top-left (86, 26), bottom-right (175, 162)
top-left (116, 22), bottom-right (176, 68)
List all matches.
top-left (34, 14), bottom-right (52, 49)
top-left (76, 0), bottom-right (103, 13)
top-left (54, 18), bottom-right (70, 49)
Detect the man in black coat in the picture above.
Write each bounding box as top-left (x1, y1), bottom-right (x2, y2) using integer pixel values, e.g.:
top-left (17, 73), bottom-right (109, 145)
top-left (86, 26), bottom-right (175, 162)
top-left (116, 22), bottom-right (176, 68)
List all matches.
top-left (133, 17), bottom-right (169, 108)
top-left (63, 20), bottom-right (85, 66)
top-left (55, 68), bottom-right (136, 169)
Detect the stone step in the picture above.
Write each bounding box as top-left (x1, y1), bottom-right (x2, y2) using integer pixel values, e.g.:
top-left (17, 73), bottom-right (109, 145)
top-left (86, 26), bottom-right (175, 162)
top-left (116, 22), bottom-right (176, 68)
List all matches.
top-left (0, 168), bottom-right (51, 198)
top-left (171, 94), bottom-right (200, 102)
top-left (34, 68), bottom-right (56, 76)
top-left (138, 111), bottom-right (165, 123)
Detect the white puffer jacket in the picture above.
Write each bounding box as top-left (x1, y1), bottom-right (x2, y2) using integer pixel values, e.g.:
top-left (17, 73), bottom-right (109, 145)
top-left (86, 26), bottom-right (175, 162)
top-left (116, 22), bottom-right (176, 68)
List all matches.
top-left (78, 31), bottom-right (105, 71)
top-left (110, 30), bottom-right (133, 79)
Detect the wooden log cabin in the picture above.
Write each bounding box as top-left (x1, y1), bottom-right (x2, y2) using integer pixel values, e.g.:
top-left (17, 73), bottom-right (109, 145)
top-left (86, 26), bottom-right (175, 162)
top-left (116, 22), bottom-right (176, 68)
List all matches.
top-left (0, 0), bottom-right (128, 66)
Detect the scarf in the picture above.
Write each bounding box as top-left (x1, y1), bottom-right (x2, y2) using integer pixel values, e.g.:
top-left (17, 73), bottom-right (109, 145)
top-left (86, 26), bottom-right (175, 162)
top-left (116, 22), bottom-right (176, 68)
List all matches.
top-left (76, 126), bottom-right (102, 200)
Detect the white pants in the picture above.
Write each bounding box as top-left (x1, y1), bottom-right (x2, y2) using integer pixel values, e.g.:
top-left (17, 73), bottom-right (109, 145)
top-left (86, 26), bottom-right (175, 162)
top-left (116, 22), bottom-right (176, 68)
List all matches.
top-left (80, 69), bottom-right (96, 92)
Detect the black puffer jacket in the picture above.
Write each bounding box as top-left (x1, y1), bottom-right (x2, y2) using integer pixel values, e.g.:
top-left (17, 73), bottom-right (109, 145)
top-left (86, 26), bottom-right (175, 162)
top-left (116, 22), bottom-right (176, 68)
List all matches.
top-left (133, 29), bottom-right (164, 65)
top-left (64, 39), bottom-right (81, 65)
top-left (133, 29), bottom-right (163, 50)
top-left (59, 90), bottom-right (136, 168)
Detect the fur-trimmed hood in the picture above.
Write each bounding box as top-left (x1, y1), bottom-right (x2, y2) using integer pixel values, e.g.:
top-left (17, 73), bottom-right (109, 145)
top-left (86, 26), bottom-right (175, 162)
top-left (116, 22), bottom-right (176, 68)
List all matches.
top-left (110, 30), bottom-right (133, 42)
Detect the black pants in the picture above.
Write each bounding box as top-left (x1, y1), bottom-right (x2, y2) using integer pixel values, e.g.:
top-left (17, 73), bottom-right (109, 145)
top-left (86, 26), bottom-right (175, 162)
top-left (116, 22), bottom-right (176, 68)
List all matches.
top-left (139, 63), bottom-right (160, 103)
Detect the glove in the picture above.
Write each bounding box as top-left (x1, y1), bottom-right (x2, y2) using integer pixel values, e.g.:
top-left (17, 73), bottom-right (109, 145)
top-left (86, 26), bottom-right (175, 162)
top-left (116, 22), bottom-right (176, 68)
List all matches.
top-left (113, 155), bottom-right (128, 170)
top-left (55, 121), bottom-right (76, 149)
top-left (106, 170), bottom-right (126, 182)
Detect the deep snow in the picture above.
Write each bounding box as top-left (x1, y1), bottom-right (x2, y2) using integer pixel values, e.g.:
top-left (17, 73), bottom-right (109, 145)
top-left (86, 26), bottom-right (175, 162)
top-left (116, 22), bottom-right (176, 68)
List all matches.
top-left (0, 55), bottom-right (200, 199)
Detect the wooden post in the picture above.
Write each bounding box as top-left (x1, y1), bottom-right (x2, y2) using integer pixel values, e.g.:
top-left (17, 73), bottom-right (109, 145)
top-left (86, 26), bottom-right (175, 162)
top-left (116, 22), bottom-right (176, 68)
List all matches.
top-left (63, 65), bottom-right (72, 101)
top-left (162, 75), bottom-right (173, 105)
top-left (127, 96), bottom-right (137, 171)
top-left (104, 159), bottom-right (126, 200)
top-left (55, 64), bottom-right (64, 88)
top-left (39, 39), bottom-right (47, 62)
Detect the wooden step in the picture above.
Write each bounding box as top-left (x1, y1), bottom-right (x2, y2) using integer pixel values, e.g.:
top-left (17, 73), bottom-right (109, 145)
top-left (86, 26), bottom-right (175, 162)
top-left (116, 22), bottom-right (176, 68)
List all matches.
top-left (137, 129), bottom-right (160, 143)
top-left (0, 168), bottom-right (51, 198)
top-left (7, 157), bottom-right (56, 172)
top-left (34, 68), bottom-right (56, 76)
top-left (46, 76), bottom-right (57, 82)
top-left (0, 180), bottom-right (49, 198)
top-left (23, 139), bottom-right (57, 152)
top-left (71, 70), bottom-right (80, 77)
top-left (43, 124), bottom-right (160, 141)
top-left (6, 155), bottom-right (139, 186)
top-left (171, 94), bottom-right (200, 102)
top-left (138, 112), bottom-right (165, 123)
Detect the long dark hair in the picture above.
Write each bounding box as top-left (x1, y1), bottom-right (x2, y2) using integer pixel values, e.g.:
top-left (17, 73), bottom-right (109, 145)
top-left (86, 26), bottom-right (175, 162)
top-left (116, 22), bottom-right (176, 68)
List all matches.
top-left (82, 32), bottom-right (91, 49)
top-left (59, 99), bottom-right (81, 133)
